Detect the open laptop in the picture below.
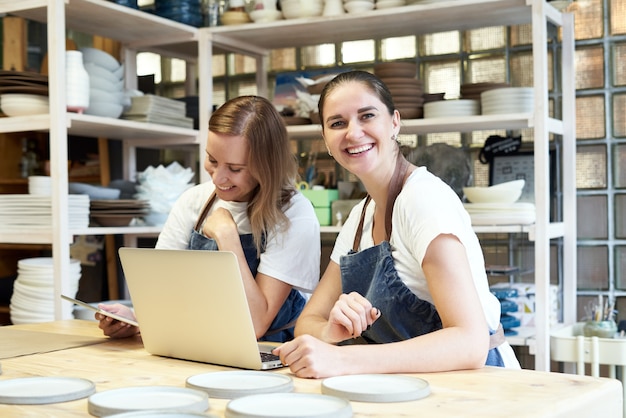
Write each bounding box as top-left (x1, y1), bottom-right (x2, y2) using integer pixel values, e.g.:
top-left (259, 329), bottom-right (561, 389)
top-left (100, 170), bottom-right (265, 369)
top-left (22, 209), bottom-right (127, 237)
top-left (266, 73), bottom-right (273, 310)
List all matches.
top-left (118, 247), bottom-right (284, 370)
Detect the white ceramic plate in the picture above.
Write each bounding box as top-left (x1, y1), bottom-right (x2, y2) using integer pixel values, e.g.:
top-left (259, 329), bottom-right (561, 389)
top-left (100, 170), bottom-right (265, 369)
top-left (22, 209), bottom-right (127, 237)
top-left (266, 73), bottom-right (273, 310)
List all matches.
top-left (321, 374), bottom-right (430, 403)
top-left (88, 386), bottom-right (209, 417)
top-left (225, 393), bottom-right (352, 418)
top-left (186, 371), bottom-right (293, 399)
top-left (0, 376), bottom-right (95, 404)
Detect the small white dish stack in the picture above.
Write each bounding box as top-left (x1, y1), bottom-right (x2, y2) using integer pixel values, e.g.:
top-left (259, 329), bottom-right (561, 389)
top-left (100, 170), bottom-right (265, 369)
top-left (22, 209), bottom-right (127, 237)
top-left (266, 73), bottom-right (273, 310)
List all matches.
top-left (28, 176), bottom-right (52, 195)
top-left (481, 87), bottom-right (534, 115)
top-left (423, 99), bottom-right (480, 118)
top-left (10, 257), bottom-right (81, 324)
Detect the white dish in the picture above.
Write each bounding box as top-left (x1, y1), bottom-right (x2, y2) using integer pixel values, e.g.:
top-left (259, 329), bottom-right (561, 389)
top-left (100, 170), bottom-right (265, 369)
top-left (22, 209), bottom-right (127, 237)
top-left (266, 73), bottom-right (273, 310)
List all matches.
top-left (84, 62), bottom-right (121, 83)
top-left (0, 94), bottom-right (49, 116)
top-left (85, 101), bottom-right (124, 118)
top-left (376, 0), bottom-right (406, 8)
top-left (88, 386), bottom-right (209, 417)
top-left (249, 9), bottom-right (283, 23)
top-left (321, 374), bottom-right (430, 402)
top-left (186, 371), bottom-right (293, 399)
top-left (0, 376), bottom-right (95, 404)
top-left (225, 393), bottom-right (352, 418)
top-left (80, 47), bottom-right (121, 72)
top-left (106, 411), bottom-right (217, 418)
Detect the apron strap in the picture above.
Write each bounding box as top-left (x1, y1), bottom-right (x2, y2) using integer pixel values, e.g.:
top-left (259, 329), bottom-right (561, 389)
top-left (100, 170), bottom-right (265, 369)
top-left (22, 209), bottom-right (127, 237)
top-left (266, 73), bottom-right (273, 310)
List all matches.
top-left (352, 154), bottom-right (410, 252)
top-left (193, 191), bottom-right (217, 232)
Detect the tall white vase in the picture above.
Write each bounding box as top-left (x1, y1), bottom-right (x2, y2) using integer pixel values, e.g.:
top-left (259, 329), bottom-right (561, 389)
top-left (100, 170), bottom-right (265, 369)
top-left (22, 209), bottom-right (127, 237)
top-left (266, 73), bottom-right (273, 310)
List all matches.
top-left (66, 50), bottom-right (90, 113)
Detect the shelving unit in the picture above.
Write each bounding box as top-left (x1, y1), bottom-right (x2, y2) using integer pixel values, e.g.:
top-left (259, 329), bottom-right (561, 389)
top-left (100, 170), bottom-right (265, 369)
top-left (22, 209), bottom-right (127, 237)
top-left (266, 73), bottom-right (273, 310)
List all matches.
top-left (0, 0), bottom-right (575, 372)
top-left (0, 0), bottom-right (200, 319)
top-left (196, 0), bottom-right (576, 371)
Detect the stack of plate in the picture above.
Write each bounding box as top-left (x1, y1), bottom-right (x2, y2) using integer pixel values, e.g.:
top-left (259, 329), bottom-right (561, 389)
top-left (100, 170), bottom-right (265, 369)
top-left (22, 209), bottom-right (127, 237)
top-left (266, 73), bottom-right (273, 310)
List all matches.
top-left (122, 94), bottom-right (194, 129)
top-left (460, 82), bottom-right (510, 101)
top-left (0, 70), bottom-right (48, 96)
top-left (0, 94), bottom-right (49, 117)
top-left (481, 87), bottom-right (534, 115)
top-left (373, 62), bottom-right (423, 119)
top-left (463, 202), bottom-right (536, 225)
top-left (0, 195), bottom-right (90, 232)
top-left (28, 176), bottom-right (52, 195)
top-left (376, 0), bottom-right (407, 9)
top-left (10, 257), bottom-right (81, 324)
top-left (423, 99), bottom-right (480, 118)
top-left (90, 199), bottom-right (150, 227)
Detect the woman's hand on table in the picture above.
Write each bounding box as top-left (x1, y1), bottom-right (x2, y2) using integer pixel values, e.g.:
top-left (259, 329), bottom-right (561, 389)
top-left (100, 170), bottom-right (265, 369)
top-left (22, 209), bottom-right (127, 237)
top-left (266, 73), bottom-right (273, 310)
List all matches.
top-left (96, 303), bottom-right (139, 338)
top-left (273, 335), bottom-right (349, 379)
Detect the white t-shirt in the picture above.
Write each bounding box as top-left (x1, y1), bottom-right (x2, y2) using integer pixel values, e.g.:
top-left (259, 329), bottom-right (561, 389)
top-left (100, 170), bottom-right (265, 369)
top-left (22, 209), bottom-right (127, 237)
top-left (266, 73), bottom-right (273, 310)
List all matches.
top-left (156, 181), bottom-right (321, 293)
top-left (331, 167), bottom-right (520, 368)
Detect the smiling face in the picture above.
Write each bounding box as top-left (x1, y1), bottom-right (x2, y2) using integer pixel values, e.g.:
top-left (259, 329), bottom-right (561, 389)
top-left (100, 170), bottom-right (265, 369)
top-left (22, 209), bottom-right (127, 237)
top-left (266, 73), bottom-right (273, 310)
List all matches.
top-left (204, 131), bottom-right (259, 202)
top-left (321, 79), bottom-right (401, 181)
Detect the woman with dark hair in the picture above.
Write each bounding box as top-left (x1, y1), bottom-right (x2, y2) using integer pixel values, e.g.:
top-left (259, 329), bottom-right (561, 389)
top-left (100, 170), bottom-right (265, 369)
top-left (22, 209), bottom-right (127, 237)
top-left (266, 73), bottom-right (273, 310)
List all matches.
top-left (274, 70), bottom-right (519, 377)
top-left (98, 96), bottom-right (321, 343)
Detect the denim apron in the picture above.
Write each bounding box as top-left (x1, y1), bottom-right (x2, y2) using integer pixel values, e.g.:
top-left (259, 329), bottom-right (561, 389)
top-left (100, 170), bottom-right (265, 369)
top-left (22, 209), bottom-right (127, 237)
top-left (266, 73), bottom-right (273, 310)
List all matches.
top-left (187, 192), bottom-right (305, 343)
top-left (339, 156), bottom-right (504, 366)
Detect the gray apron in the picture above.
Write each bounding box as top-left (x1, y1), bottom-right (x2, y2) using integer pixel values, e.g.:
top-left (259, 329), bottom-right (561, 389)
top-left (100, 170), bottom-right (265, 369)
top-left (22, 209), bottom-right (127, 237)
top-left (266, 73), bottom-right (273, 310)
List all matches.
top-left (188, 192), bottom-right (305, 342)
top-left (339, 156), bottom-right (504, 366)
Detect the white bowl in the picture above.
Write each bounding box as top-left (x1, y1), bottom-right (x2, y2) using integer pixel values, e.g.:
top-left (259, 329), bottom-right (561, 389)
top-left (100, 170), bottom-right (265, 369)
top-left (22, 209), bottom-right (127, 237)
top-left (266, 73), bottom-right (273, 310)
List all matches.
top-left (249, 9), bottom-right (283, 23)
top-left (84, 101), bottom-right (124, 118)
top-left (0, 94), bottom-right (49, 116)
top-left (84, 62), bottom-right (120, 84)
top-left (344, 0), bottom-right (375, 13)
top-left (69, 182), bottom-right (122, 200)
top-left (80, 47), bottom-right (121, 72)
top-left (280, 0), bottom-right (323, 18)
top-left (89, 74), bottom-right (124, 92)
top-left (90, 88), bottom-right (124, 104)
top-left (463, 181), bottom-right (524, 204)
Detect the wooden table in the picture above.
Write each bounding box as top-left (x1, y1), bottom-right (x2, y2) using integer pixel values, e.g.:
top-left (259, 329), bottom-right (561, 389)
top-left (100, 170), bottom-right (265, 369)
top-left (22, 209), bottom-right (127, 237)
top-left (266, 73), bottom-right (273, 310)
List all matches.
top-left (0, 320), bottom-right (623, 417)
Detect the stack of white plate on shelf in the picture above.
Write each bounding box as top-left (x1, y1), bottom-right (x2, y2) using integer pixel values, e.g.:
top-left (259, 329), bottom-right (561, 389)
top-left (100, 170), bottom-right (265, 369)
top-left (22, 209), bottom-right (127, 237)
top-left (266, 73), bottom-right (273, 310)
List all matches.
top-left (423, 99), bottom-right (480, 118)
top-left (463, 202), bottom-right (536, 225)
top-left (0, 194), bottom-right (90, 233)
top-left (376, 0), bottom-right (407, 9)
top-left (122, 94), bottom-right (193, 129)
top-left (28, 175), bottom-right (52, 195)
top-left (481, 87), bottom-right (534, 115)
top-left (80, 47), bottom-right (126, 119)
top-left (10, 257), bottom-right (81, 324)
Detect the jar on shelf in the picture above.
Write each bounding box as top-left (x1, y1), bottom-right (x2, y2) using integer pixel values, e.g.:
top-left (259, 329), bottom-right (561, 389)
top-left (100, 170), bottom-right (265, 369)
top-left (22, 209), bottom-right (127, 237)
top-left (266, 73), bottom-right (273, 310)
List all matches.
top-left (65, 50), bottom-right (90, 114)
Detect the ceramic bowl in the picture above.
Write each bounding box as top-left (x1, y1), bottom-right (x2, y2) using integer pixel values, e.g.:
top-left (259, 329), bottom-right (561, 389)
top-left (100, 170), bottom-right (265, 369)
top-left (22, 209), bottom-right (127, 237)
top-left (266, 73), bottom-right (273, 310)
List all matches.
top-left (90, 88), bottom-right (124, 104)
top-left (89, 74), bottom-right (124, 92)
top-left (249, 9), bottom-right (283, 22)
top-left (220, 10), bottom-right (252, 25)
top-left (84, 101), bottom-right (124, 118)
top-left (80, 47), bottom-right (121, 72)
top-left (84, 62), bottom-right (120, 84)
top-left (344, 0), bottom-right (375, 13)
top-left (463, 180), bottom-right (524, 204)
top-left (280, 0), bottom-right (323, 19)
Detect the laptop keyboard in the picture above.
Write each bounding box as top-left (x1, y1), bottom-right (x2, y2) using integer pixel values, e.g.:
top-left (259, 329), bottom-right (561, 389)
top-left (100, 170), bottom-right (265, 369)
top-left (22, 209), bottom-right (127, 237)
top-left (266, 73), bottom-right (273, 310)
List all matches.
top-left (260, 351), bottom-right (280, 362)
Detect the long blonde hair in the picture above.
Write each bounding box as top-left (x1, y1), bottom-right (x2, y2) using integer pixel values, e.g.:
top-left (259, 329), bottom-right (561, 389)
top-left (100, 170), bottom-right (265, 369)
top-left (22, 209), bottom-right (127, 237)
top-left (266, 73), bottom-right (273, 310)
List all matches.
top-left (209, 96), bottom-right (297, 254)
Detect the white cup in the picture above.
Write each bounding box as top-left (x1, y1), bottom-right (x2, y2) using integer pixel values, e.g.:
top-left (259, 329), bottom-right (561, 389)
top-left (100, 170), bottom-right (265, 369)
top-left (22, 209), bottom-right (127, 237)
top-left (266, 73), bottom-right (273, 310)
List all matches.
top-left (255, 0), bottom-right (277, 10)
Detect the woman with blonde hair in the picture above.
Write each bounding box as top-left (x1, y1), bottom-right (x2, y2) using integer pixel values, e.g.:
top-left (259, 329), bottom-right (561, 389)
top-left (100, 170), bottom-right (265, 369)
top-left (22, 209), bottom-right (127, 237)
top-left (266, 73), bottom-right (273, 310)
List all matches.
top-left (98, 96), bottom-right (321, 343)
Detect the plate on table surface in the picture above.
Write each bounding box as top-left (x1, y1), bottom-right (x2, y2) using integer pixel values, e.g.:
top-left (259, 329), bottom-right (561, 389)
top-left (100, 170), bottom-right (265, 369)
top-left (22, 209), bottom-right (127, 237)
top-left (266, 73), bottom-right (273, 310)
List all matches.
top-left (321, 374), bottom-right (431, 402)
top-left (186, 371), bottom-right (293, 399)
top-left (0, 376), bottom-right (95, 404)
top-left (225, 393), bottom-right (352, 418)
top-left (88, 386), bottom-right (209, 417)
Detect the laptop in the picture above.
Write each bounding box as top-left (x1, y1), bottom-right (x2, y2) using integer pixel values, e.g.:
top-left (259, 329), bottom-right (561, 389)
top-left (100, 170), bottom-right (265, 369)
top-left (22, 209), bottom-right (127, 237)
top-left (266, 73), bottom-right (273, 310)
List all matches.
top-left (118, 247), bottom-right (284, 370)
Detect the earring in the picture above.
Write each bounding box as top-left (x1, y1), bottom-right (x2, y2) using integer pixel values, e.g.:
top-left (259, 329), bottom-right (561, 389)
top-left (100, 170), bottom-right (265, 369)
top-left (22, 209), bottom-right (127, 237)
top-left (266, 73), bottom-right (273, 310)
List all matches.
top-left (391, 134), bottom-right (399, 143)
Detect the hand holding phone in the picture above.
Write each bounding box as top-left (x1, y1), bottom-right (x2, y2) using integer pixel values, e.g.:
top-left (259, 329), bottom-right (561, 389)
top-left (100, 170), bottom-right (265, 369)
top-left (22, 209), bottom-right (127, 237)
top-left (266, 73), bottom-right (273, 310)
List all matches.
top-left (61, 295), bottom-right (139, 327)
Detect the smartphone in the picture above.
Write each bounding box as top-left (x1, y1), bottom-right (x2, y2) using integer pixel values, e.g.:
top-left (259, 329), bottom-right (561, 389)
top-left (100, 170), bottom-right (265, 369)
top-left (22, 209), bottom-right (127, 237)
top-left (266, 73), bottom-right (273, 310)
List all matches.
top-left (61, 294), bottom-right (139, 327)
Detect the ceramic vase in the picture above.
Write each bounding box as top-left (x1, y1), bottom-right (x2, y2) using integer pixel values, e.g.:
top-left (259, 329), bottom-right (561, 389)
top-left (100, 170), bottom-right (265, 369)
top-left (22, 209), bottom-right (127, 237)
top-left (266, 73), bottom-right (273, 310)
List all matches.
top-left (66, 50), bottom-right (90, 113)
